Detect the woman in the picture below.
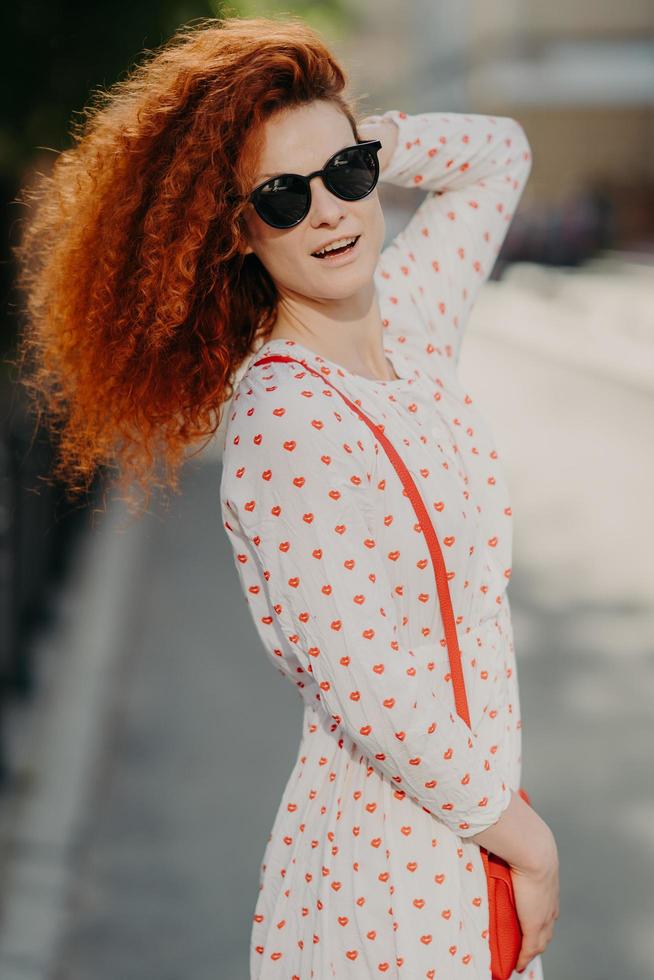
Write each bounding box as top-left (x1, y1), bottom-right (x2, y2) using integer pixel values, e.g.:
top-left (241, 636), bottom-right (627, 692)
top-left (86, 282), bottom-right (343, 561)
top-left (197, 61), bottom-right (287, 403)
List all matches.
top-left (14, 15), bottom-right (559, 979)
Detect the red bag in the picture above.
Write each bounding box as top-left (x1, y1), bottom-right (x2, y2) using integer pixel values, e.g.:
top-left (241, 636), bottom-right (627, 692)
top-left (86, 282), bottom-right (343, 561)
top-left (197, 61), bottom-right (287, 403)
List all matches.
top-left (480, 787), bottom-right (531, 978)
top-left (254, 352), bottom-right (531, 978)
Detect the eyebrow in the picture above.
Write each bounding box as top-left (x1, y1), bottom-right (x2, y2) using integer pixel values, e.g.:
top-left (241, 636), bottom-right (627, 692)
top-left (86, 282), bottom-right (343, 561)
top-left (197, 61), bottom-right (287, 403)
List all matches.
top-left (255, 142), bottom-right (355, 183)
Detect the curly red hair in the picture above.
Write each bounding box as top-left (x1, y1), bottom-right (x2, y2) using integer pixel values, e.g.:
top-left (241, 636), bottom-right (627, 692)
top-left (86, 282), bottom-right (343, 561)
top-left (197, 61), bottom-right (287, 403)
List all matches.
top-left (12, 15), bottom-right (364, 516)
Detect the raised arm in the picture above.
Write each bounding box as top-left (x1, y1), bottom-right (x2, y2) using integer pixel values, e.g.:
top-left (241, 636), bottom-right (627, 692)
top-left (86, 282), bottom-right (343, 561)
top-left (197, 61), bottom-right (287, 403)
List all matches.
top-left (220, 367), bottom-right (512, 837)
top-left (371, 109), bottom-right (533, 372)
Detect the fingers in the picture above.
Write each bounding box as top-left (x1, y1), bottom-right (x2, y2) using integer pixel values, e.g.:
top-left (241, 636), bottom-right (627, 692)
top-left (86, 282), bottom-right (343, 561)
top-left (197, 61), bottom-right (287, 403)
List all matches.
top-left (515, 919), bottom-right (556, 972)
top-left (359, 114), bottom-right (384, 126)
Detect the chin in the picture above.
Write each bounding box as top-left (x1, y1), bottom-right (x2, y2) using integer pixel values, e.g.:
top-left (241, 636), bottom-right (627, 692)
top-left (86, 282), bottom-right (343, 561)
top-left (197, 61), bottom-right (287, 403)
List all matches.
top-left (316, 273), bottom-right (371, 300)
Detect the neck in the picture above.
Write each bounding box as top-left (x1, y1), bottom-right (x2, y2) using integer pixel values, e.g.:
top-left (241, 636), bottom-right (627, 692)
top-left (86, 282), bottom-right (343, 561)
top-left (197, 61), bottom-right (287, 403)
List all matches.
top-left (268, 284), bottom-right (396, 381)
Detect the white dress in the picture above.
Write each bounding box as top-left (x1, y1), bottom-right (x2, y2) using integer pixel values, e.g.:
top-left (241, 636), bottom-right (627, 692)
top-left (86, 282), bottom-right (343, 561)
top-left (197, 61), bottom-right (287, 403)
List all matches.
top-left (220, 108), bottom-right (543, 979)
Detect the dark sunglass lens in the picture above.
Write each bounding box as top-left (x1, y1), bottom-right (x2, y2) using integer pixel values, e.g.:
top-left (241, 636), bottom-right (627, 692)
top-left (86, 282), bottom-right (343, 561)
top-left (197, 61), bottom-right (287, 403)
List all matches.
top-left (326, 146), bottom-right (378, 201)
top-left (254, 174), bottom-right (308, 227)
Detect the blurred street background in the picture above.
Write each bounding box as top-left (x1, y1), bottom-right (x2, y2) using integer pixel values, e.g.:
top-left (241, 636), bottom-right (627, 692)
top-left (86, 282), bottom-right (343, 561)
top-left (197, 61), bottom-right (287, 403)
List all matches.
top-left (1, 2), bottom-right (653, 978)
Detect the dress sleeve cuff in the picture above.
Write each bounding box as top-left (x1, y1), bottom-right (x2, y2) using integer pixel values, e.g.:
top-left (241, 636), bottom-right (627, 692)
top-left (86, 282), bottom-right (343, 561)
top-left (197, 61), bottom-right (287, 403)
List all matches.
top-left (454, 782), bottom-right (513, 839)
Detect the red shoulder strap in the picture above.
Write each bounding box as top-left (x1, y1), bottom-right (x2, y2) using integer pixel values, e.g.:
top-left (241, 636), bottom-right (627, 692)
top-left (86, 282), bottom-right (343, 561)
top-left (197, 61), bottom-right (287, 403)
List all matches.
top-left (253, 352), bottom-right (472, 729)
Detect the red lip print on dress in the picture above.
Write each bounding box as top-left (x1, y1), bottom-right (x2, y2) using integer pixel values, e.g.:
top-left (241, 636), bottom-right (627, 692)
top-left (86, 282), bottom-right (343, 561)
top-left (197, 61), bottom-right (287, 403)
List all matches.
top-left (228, 107), bottom-right (536, 980)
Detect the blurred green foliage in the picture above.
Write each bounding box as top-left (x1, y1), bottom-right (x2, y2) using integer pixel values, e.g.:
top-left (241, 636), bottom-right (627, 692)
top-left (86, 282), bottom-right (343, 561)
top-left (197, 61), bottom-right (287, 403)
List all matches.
top-left (222, 0), bottom-right (355, 44)
top-left (0, 0), bottom-right (355, 358)
top-left (1, 0), bottom-right (355, 182)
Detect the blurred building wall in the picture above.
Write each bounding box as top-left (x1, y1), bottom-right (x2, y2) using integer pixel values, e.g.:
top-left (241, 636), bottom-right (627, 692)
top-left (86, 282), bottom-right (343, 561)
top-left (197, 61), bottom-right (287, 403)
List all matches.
top-left (338, 0), bottom-right (654, 249)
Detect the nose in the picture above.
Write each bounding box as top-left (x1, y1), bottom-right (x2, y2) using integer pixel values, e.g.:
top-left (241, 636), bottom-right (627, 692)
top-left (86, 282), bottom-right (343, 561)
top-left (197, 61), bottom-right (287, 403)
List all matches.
top-left (308, 175), bottom-right (348, 227)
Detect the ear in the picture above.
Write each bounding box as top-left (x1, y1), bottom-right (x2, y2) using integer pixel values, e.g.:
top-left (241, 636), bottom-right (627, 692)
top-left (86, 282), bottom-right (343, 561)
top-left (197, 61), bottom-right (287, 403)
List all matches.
top-left (238, 215), bottom-right (255, 256)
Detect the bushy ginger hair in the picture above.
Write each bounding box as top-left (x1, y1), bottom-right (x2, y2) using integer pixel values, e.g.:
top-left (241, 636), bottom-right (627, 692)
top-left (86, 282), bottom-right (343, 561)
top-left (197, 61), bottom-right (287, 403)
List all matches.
top-left (12, 15), bottom-right (364, 517)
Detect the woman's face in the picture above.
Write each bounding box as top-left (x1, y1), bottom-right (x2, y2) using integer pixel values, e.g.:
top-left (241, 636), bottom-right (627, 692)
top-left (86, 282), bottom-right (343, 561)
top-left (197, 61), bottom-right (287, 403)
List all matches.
top-left (240, 99), bottom-right (385, 303)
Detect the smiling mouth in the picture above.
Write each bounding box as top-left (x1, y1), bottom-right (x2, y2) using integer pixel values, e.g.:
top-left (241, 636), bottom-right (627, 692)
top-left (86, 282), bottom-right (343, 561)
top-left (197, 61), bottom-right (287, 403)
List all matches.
top-left (311, 235), bottom-right (361, 259)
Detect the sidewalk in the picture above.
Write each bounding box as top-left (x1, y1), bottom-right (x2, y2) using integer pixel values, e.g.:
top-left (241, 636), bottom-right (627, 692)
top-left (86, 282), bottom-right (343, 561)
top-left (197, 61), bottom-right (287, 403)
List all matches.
top-left (0, 260), bottom-right (652, 980)
top-left (0, 460), bottom-right (305, 980)
top-left (0, 499), bottom-right (149, 979)
top-left (472, 250), bottom-right (654, 395)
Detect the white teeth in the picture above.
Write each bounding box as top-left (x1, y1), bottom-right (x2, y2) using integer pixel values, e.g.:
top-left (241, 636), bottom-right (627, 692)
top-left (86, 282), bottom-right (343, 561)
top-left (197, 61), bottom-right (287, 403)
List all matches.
top-left (313, 236), bottom-right (357, 257)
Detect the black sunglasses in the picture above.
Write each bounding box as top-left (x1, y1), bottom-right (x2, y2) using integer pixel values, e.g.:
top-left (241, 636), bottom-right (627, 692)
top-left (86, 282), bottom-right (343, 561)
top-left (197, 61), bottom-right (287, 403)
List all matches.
top-left (248, 139), bottom-right (383, 229)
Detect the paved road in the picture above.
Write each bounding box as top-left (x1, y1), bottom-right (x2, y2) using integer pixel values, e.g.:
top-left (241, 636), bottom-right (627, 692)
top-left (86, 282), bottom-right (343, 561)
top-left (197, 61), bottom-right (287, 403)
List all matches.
top-left (460, 323), bottom-right (654, 980)
top-left (1, 307), bottom-right (652, 980)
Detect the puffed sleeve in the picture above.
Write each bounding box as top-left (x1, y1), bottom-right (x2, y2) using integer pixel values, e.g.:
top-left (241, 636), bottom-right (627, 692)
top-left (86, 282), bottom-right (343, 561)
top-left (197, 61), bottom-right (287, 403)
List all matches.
top-left (374, 109), bottom-right (533, 371)
top-left (220, 367), bottom-right (512, 837)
